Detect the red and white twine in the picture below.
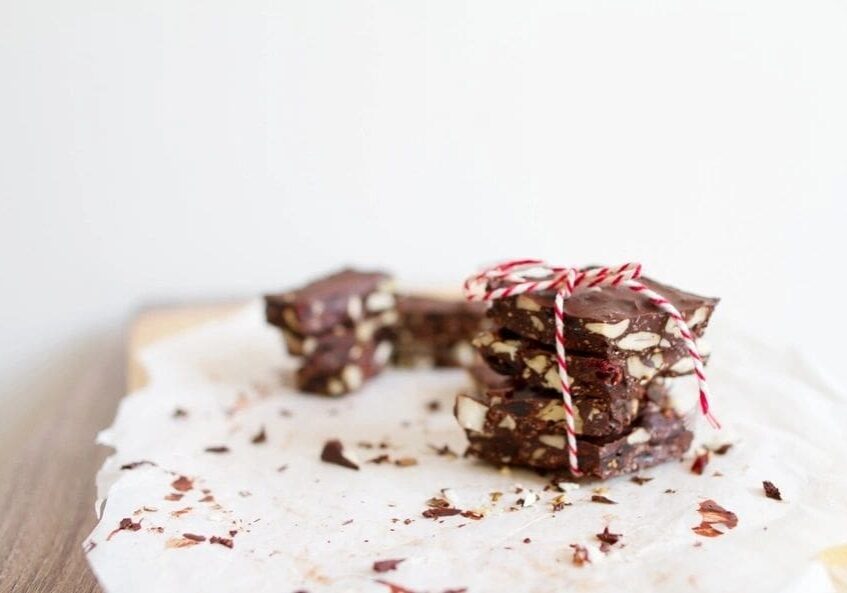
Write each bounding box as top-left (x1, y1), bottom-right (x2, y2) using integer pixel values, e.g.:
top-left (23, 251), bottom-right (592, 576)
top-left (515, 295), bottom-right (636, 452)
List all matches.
top-left (463, 259), bottom-right (719, 477)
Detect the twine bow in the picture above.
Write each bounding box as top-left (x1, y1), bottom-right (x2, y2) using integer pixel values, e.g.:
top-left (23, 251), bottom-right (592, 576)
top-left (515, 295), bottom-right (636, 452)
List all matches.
top-left (464, 259), bottom-right (718, 477)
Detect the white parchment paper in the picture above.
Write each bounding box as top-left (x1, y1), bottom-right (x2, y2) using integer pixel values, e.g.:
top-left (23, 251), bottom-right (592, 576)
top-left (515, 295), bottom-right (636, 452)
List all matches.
top-left (85, 302), bottom-right (847, 593)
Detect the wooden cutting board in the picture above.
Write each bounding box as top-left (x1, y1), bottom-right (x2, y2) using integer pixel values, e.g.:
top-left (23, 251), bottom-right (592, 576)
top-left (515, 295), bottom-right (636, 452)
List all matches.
top-left (0, 304), bottom-right (239, 593)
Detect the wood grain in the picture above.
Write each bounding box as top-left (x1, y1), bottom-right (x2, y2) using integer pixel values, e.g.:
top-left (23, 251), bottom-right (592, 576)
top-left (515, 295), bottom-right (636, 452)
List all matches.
top-left (0, 304), bottom-right (236, 593)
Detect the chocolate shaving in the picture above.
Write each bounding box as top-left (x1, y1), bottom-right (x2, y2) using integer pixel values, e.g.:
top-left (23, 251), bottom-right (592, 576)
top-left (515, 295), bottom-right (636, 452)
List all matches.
top-left (374, 580), bottom-right (417, 593)
top-left (692, 522), bottom-right (724, 537)
top-left (590, 495), bottom-right (617, 505)
top-left (182, 533), bottom-right (206, 542)
top-left (251, 426), bottom-right (267, 444)
top-left (373, 558), bottom-right (405, 573)
top-left (205, 445), bottom-right (230, 454)
top-left (630, 475), bottom-right (653, 485)
top-left (171, 476), bottom-right (193, 492)
top-left (120, 460), bottom-right (156, 470)
top-left (428, 444), bottom-right (457, 457)
top-left (321, 439), bottom-right (359, 470)
top-left (596, 526), bottom-right (622, 546)
top-left (106, 517), bottom-right (141, 540)
top-left (763, 480), bottom-right (782, 501)
top-left (711, 443), bottom-right (732, 455)
top-left (422, 507), bottom-right (462, 519)
top-left (209, 536), bottom-right (234, 549)
top-left (570, 543), bottom-right (590, 566)
top-left (690, 450), bottom-right (710, 475)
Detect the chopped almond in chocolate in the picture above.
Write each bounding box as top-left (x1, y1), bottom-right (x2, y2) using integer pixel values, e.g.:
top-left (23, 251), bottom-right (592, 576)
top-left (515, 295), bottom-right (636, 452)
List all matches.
top-left (763, 480), bottom-right (782, 501)
top-left (321, 439), bottom-right (359, 470)
top-left (251, 426), bottom-right (267, 444)
top-left (690, 450), bottom-right (710, 475)
top-left (590, 495), bottom-right (617, 504)
top-left (171, 476), bottom-right (193, 492)
top-left (205, 445), bottom-right (230, 454)
top-left (570, 544), bottom-right (590, 566)
top-left (373, 558), bottom-right (405, 573)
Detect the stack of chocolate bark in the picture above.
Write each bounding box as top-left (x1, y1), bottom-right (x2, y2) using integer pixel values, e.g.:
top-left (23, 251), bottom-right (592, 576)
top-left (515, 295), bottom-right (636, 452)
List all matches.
top-left (265, 269), bottom-right (398, 396)
top-left (392, 295), bottom-right (489, 368)
top-left (454, 277), bottom-right (718, 479)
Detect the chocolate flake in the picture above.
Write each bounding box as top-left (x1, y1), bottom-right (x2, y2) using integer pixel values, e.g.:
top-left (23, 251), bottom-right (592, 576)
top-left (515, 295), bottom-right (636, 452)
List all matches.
top-left (590, 495), bottom-right (617, 505)
top-left (107, 517), bottom-right (141, 540)
top-left (710, 443), bottom-right (732, 455)
top-left (205, 445), bottom-right (230, 454)
top-left (171, 476), bottom-right (193, 492)
top-left (596, 526), bottom-right (622, 546)
top-left (120, 460), bottom-right (156, 470)
top-left (209, 536), bottom-right (234, 549)
top-left (692, 522), bottom-right (724, 537)
top-left (697, 499), bottom-right (738, 529)
top-left (422, 507), bottom-right (462, 519)
top-left (630, 475), bottom-right (653, 485)
top-left (321, 439), bottom-right (359, 470)
top-left (374, 580), bottom-right (417, 593)
top-left (690, 450), bottom-right (710, 475)
top-left (183, 533), bottom-right (206, 542)
top-left (762, 480), bottom-right (782, 501)
top-left (164, 492), bottom-right (184, 501)
top-left (342, 519), bottom-right (354, 526)
top-left (198, 494), bottom-right (215, 503)
top-left (664, 489), bottom-right (676, 494)
top-left (369, 454), bottom-right (391, 464)
top-left (460, 510), bottom-right (483, 520)
top-left (170, 506), bottom-right (193, 518)
top-left (570, 544), bottom-right (590, 566)
top-left (394, 457), bottom-right (418, 467)
top-left (373, 558), bottom-right (405, 573)
top-left (277, 464), bottom-right (288, 472)
top-left (428, 444), bottom-right (457, 458)
top-left (251, 426), bottom-right (267, 444)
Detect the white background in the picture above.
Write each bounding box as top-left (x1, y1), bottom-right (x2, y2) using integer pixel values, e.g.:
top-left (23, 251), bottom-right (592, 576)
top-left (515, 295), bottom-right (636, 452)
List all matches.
top-left (1, 1), bottom-right (845, 434)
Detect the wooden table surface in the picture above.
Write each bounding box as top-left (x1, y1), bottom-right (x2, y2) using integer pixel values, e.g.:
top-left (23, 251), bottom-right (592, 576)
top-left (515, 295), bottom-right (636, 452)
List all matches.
top-left (0, 305), bottom-right (238, 593)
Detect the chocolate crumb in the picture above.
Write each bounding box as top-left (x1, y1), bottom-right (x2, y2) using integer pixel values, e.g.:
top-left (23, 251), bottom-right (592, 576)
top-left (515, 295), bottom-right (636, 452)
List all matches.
top-left (183, 533), bottom-right (206, 542)
top-left (427, 400), bottom-right (441, 412)
top-left (205, 445), bottom-right (230, 454)
top-left (460, 510), bottom-right (483, 520)
top-left (120, 460), bottom-right (156, 470)
top-left (374, 580), bottom-right (417, 593)
top-left (691, 450), bottom-right (710, 475)
top-left (394, 457), bottom-right (418, 467)
top-left (198, 494), bottom-right (214, 503)
top-left (422, 507), bottom-right (462, 519)
top-left (172, 408), bottom-right (188, 418)
top-left (590, 495), bottom-right (617, 505)
top-left (630, 475), bottom-right (653, 485)
top-left (596, 526), bottom-right (622, 546)
top-left (164, 493), bottom-right (184, 501)
top-left (570, 544), bottom-right (590, 566)
top-left (523, 537), bottom-right (531, 544)
top-left (279, 408), bottom-right (293, 417)
top-left (692, 522), bottom-right (724, 537)
top-left (321, 439), bottom-right (359, 470)
top-left (368, 454), bottom-right (391, 464)
top-left (171, 476), bottom-right (193, 491)
top-left (403, 519), bottom-right (412, 525)
top-left (209, 536), bottom-right (234, 549)
top-left (251, 426), bottom-right (267, 444)
top-left (373, 558), bottom-right (405, 573)
top-left (711, 443), bottom-right (732, 455)
top-left (664, 489), bottom-right (676, 494)
top-left (428, 444), bottom-right (457, 458)
top-left (107, 517), bottom-right (141, 540)
top-left (763, 480), bottom-right (782, 501)
top-left (342, 519), bottom-right (354, 526)
top-left (277, 464), bottom-right (288, 472)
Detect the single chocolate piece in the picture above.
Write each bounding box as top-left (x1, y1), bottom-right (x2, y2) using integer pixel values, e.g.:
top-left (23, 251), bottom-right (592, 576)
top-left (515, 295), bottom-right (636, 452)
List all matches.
top-left (486, 275), bottom-right (718, 358)
top-left (297, 336), bottom-right (394, 396)
top-left (473, 329), bottom-right (705, 398)
top-left (455, 389), bottom-right (692, 478)
top-left (265, 268), bottom-right (395, 336)
top-left (457, 384), bottom-right (641, 438)
top-left (392, 295), bottom-right (489, 368)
